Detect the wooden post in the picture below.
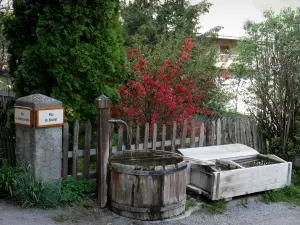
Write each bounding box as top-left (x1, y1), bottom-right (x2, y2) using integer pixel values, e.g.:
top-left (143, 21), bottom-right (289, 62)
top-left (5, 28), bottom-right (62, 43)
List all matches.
top-left (95, 95), bottom-right (110, 208)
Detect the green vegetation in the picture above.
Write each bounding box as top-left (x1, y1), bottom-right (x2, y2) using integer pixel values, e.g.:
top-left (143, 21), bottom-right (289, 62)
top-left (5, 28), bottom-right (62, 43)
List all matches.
top-left (203, 200), bottom-right (226, 214)
top-left (231, 8), bottom-right (300, 158)
top-left (262, 170), bottom-right (300, 206)
top-left (185, 198), bottom-right (192, 211)
top-left (0, 162), bottom-right (95, 208)
top-left (61, 177), bottom-right (95, 204)
top-left (0, 162), bottom-right (60, 208)
top-left (3, 0), bottom-right (125, 121)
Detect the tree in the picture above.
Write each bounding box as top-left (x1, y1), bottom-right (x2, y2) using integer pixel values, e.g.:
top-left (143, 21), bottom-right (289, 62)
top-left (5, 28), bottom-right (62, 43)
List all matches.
top-left (231, 8), bottom-right (300, 156)
top-left (3, 0), bottom-right (125, 120)
top-left (121, 0), bottom-right (218, 45)
top-left (121, 0), bottom-right (228, 113)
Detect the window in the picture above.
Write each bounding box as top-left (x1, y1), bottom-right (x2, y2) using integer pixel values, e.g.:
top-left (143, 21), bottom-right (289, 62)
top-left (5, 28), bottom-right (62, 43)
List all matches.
top-left (220, 45), bottom-right (229, 54)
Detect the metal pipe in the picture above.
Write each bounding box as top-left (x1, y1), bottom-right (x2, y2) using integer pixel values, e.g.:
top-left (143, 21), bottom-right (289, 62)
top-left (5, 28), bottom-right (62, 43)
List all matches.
top-left (109, 120), bottom-right (131, 150)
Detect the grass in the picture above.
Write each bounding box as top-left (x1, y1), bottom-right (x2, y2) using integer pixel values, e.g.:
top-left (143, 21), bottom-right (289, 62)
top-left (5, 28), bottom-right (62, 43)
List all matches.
top-left (0, 162), bottom-right (60, 208)
top-left (203, 200), bottom-right (226, 214)
top-left (262, 169), bottom-right (300, 206)
top-left (0, 161), bottom-right (95, 208)
top-left (185, 199), bottom-right (192, 211)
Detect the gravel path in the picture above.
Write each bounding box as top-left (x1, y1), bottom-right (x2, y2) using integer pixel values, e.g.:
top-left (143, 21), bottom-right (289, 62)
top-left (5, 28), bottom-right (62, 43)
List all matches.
top-left (0, 199), bottom-right (299, 225)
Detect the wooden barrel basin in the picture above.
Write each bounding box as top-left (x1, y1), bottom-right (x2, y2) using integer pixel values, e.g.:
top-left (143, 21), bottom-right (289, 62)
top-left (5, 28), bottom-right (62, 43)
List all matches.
top-left (109, 150), bottom-right (187, 220)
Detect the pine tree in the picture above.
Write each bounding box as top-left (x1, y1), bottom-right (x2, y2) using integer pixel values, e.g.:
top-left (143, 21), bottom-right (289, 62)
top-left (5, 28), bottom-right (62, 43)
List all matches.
top-left (4, 0), bottom-right (125, 120)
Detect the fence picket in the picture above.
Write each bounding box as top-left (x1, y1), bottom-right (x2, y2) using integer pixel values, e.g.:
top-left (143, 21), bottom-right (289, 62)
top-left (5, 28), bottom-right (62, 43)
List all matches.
top-left (252, 121), bottom-right (258, 150)
top-left (180, 120), bottom-right (188, 148)
top-left (135, 125), bottom-right (140, 150)
top-left (72, 120), bottom-right (79, 179)
top-left (161, 124), bottom-right (166, 150)
top-left (83, 120), bottom-right (92, 179)
top-left (190, 119), bottom-right (196, 148)
top-left (199, 122), bottom-right (205, 147)
top-left (62, 122), bottom-right (69, 178)
top-left (117, 126), bottom-right (123, 151)
top-left (152, 123), bottom-right (157, 150)
top-left (240, 120), bottom-right (245, 145)
top-left (109, 123), bottom-right (114, 154)
top-left (211, 121), bottom-right (216, 146)
top-left (222, 118), bottom-right (227, 144)
top-left (144, 123), bottom-right (149, 149)
top-left (171, 121), bottom-right (177, 152)
top-left (127, 125), bottom-right (132, 150)
top-left (217, 118), bottom-right (221, 145)
top-left (235, 118), bottom-right (240, 143)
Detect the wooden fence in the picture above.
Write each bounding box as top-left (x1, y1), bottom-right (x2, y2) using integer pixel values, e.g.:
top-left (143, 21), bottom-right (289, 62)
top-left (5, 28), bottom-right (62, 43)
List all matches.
top-left (0, 127), bottom-right (16, 166)
top-left (62, 117), bottom-right (265, 179)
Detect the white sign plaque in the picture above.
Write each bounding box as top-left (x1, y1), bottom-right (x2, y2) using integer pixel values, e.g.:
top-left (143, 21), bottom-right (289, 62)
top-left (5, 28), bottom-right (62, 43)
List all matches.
top-left (36, 107), bottom-right (64, 128)
top-left (14, 107), bottom-right (33, 127)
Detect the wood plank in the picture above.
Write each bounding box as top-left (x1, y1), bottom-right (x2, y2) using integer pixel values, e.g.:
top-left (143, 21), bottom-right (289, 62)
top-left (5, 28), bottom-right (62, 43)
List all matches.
top-left (96, 98), bottom-right (110, 208)
top-left (217, 118), bottom-right (221, 145)
top-left (216, 159), bottom-right (245, 169)
top-left (206, 121), bottom-right (212, 146)
top-left (127, 125), bottom-right (132, 150)
top-left (161, 124), bottom-right (166, 151)
top-left (72, 120), bottom-right (79, 180)
top-left (143, 123), bottom-right (149, 150)
top-left (180, 120), bottom-right (188, 148)
top-left (198, 122), bottom-right (204, 147)
top-left (152, 123), bottom-right (157, 150)
top-left (217, 163), bottom-right (290, 200)
top-left (135, 125), bottom-right (140, 150)
top-left (171, 121), bottom-right (177, 152)
top-left (234, 118), bottom-right (238, 143)
top-left (109, 123), bottom-right (114, 155)
top-left (221, 118), bottom-right (227, 145)
top-left (211, 121), bottom-right (216, 146)
top-left (240, 120), bottom-right (245, 144)
top-left (247, 119), bottom-right (253, 147)
top-left (252, 120), bottom-right (258, 151)
top-left (83, 120), bottom-right (92, 179)
top-left (190, 119), bottom-right (196, 148)
top-left (235, 118), bottom-right (240, 143)
top-left (117, 125), bottom-right (123, 151)
top-left (178, 144), bottom-right (259, 161)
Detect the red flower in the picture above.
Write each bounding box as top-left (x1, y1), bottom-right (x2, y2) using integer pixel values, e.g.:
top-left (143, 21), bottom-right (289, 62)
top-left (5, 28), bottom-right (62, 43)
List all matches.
top-left (139, 59), bottom-right (146, 65)
top-left (182, 54), bottom-right (190, 61)
top-left (127, 108), bottom-right (134, 116)
top-left (126, 46), bottom-right (131, 51)
top-left (185, 38), bottom-right (192, 46)
top-left (177, 95), bottom-right (184, 102)
top-left (132, 49), bottom-right (138, 55)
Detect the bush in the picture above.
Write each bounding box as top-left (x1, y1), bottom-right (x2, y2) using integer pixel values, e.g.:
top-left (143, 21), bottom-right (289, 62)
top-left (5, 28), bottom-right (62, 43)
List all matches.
top-left (61, 177), bottom-right (95, 203)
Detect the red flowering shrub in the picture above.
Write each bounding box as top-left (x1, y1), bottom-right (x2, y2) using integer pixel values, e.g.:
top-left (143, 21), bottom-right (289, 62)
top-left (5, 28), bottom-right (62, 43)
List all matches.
top-left (115, 38), bottom-right (228, 133)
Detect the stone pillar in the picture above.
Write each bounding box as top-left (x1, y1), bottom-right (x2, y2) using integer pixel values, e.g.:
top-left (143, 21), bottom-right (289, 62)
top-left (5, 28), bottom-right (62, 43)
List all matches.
top-left (15, 94), bottom-right (63, 182)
